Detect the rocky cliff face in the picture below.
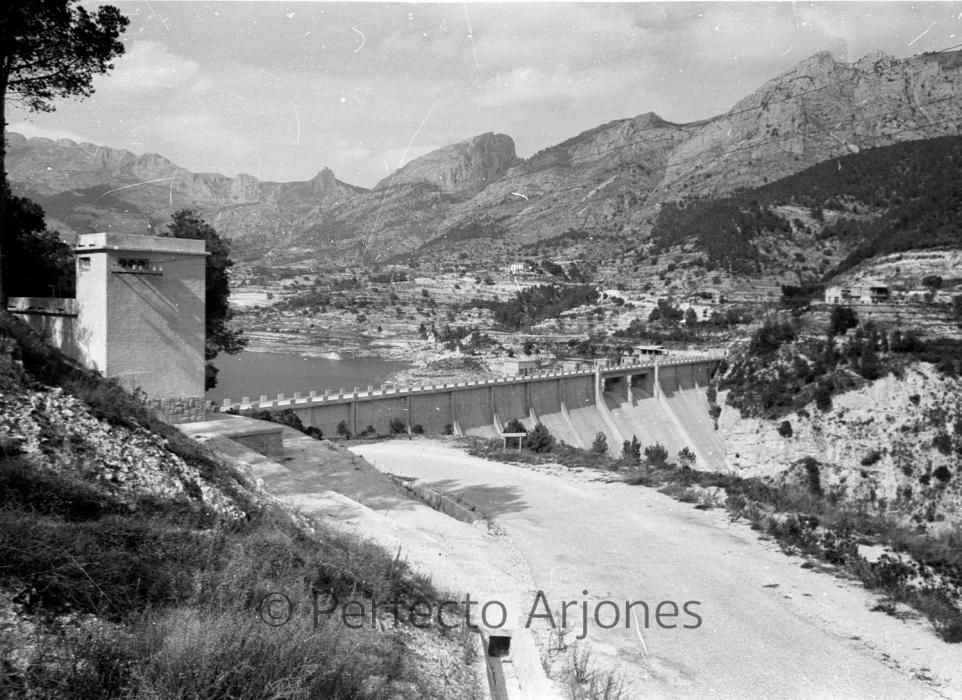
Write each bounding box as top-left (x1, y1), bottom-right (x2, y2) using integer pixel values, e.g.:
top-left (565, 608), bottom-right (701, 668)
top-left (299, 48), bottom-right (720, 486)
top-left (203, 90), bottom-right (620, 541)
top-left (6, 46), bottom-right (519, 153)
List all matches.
top-left (720, 363), bottom-right (962, 526)
top-left (9, 50), bottom-right (962, 261)
top-left (661, 50), bottom-right (962, 200)
top-left (374, 133), bottom-right (519, 193)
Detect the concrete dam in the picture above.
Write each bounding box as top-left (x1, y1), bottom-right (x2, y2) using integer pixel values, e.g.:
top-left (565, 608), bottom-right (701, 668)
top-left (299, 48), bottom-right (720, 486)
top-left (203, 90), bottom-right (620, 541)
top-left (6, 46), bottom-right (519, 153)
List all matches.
top-left (218, 354), bottom-right (726, 468)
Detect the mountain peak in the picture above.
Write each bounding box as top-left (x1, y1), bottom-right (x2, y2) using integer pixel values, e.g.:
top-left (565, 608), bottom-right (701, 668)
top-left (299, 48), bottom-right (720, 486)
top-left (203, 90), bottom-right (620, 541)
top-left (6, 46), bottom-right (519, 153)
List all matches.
top-left (375, 132), bottom-right (520, 192)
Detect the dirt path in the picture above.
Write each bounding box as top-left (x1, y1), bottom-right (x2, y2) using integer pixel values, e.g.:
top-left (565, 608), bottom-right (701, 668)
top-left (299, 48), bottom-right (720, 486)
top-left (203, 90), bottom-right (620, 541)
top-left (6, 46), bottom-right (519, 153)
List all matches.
top-left (352, 439), bottom-right (962, 698)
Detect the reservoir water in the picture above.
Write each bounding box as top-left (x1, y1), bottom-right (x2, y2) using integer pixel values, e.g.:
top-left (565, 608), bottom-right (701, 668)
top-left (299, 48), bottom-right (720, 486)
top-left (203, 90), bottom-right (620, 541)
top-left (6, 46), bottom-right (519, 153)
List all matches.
top-left (206, 350), bottom-right (413, 403)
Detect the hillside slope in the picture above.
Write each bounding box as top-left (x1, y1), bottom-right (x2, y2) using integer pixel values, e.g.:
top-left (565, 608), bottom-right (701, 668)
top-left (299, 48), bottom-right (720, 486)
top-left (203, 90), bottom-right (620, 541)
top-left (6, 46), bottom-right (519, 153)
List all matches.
top-left (0, 312), bottom-right (478, 699)
top-left (649, 134), bottom-right (962, 278)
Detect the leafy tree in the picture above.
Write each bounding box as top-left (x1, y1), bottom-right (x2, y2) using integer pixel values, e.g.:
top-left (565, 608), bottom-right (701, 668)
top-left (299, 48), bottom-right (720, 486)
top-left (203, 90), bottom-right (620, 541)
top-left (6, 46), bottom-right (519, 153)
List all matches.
top-left (162, 209), bottom-right (247, 389)
top-left (0, 0), bottom-right (129, 302)
top-left (1, 188), bottom-right (74, 297)
top-left (748, 319), bottom-right (796, 356)
top-left (828, 305), bottom-right (859, 336)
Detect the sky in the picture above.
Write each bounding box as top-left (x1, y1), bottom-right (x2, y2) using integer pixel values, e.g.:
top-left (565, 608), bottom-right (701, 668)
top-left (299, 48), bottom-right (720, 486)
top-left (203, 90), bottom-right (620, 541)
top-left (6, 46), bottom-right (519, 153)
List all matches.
top-left (9, 2), bottom-right (962, 189)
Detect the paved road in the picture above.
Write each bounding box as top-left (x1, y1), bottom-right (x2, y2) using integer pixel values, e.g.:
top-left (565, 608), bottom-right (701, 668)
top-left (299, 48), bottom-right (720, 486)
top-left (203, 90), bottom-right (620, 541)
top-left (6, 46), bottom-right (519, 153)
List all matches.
top-left (353, 440), bottom-right (961, 699)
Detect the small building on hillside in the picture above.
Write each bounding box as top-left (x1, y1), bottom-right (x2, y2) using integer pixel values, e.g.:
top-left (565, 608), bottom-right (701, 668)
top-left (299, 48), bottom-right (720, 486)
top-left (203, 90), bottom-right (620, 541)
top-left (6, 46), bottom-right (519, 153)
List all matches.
top-left (824, 281), bottom-right (890, 304)
top-left (502, 358), bottom-right (538, 376)
top-left (632, 344), bottom-right (668, 357)
top-left (8, 232), bottom-right (207, 421)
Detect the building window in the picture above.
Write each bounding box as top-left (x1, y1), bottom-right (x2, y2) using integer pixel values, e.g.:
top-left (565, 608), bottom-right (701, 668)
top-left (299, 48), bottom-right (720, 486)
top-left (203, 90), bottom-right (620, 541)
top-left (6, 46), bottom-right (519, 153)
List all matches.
top-left (118, 258), bottom-right (150, 271)
top-left (78, 257), bottom-right (91, 272)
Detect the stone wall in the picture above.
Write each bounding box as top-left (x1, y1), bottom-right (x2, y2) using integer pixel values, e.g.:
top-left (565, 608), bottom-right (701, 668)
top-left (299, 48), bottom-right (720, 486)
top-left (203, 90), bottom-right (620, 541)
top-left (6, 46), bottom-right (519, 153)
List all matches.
top-left (147, 397), bottom-right (212, 424)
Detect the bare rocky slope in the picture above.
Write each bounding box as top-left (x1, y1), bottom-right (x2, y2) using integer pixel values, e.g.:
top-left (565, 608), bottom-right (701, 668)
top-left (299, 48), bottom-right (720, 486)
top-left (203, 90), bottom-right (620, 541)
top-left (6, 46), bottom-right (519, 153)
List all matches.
top-left (9, 49), bottom-right (962, 263)
top-left (721, 362), bottom-right (962, 527)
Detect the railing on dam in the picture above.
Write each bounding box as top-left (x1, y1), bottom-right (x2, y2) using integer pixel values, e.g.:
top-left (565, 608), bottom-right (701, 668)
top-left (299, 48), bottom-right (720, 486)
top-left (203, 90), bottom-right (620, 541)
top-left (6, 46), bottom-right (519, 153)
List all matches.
top-left (217, 352), bottom-right (725, 413)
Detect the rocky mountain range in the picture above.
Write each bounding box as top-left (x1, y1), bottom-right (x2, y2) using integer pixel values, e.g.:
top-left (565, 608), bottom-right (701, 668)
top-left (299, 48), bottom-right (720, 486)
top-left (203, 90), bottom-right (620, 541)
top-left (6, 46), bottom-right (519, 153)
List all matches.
top-left (8, 49), bottom-right (962, 263)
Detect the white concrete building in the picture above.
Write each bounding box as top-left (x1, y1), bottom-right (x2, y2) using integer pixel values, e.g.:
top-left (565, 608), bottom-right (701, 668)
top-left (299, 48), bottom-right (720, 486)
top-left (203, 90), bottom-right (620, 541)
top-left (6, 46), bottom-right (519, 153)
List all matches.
top-left (11, 232), bottom-right (207, 405)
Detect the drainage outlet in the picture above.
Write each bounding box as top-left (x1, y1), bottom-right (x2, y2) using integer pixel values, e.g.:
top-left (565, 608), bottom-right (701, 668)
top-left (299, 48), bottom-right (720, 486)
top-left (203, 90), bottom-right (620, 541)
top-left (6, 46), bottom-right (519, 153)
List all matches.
top-left (487, 632), bottom-right (512, 657)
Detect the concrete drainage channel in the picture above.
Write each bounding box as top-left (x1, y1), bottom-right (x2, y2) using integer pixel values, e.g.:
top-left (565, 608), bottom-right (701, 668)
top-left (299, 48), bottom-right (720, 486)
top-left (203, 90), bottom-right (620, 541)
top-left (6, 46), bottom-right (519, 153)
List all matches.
top-left (478, 628), bottom-right (563, 699)
top-left (386, 476), bottom-right (561, 698)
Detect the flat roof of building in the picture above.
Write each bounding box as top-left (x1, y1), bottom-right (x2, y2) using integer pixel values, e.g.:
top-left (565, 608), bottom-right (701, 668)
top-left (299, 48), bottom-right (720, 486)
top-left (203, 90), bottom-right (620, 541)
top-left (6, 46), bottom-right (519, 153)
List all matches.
top-left (75, 232), bottom-right (207, 255)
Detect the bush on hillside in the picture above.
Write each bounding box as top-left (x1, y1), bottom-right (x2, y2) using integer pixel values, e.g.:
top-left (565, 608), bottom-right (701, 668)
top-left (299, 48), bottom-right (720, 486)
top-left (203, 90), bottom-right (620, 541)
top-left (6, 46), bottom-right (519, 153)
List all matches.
top-left (621, 436), bottom-right (641, 466)
top-left (524, 423), bottom-right (555, 453)
top-left (644, 443), bottom-right (669, 467)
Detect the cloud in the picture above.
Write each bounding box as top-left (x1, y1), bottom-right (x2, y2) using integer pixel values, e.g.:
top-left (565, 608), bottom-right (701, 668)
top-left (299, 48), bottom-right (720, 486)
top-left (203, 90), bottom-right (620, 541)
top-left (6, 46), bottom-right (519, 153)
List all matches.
top-left (475, 66), bottom-right (581, 109)
top-left (335, 143), bottom-right (373, 163)
top-left (99, 40), bottom-right (204, 94)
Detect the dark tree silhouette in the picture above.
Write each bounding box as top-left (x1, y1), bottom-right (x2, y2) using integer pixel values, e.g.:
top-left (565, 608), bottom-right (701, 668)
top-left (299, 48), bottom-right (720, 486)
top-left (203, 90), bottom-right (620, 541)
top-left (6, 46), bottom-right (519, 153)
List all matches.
top-left (162, 209), bottom-right (247, 390)
top-left (0, 0), bottom-right (128, 302)
top-left (1, 187), bottom-right (74, 297)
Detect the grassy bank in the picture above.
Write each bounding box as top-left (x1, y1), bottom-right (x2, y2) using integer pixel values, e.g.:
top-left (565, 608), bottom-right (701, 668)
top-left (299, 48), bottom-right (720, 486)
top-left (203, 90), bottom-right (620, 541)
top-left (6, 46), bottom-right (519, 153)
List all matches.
top-left (0, 312), bottom-right (479, 698)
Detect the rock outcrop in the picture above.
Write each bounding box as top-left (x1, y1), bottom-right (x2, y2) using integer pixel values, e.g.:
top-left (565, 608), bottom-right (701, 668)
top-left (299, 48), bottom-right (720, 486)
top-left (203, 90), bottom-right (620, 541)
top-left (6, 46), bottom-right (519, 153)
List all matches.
top-left (374, 132), bottom-right (520, 193)
top-left (720, 363), bottom-right (962, 526)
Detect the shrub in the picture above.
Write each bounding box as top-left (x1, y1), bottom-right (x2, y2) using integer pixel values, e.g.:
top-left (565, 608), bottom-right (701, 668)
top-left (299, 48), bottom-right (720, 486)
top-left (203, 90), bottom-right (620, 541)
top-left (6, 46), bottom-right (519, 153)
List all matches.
top-left (411, 424), bottom-right (424, 435)
top-left (644, 443), bottom-right (669, 467)
top-left (748, 319), bottom-right (796, 356)
top-left (814, 381), bottom-right (833, 411)
top-left (800, 457), bottom-right (822, 496)
top-left (336, 419), bottom-right (351, 440)
top-left (442, 423), bottom-right (454, 436)
top-left (389, 417), bottom-right (407, 435)
top-left (777, 420), bottom-right (793, 438)
top-left (524, 423), bottom-right (555, 453)
top-left (503, 418), bottom-right (527, 434)
top-left (677, 447), bottom-right (696, 468)
top-left (591, 432), bottom-right (608, 455)
top-left (933, 433), bottom-right (953, 455)
top-left (933, 466), bottom-right (952, 483)
top-left (621, 436), bottom-right (641, 466)
top-left (861, 450), bottom-right (882, 466)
